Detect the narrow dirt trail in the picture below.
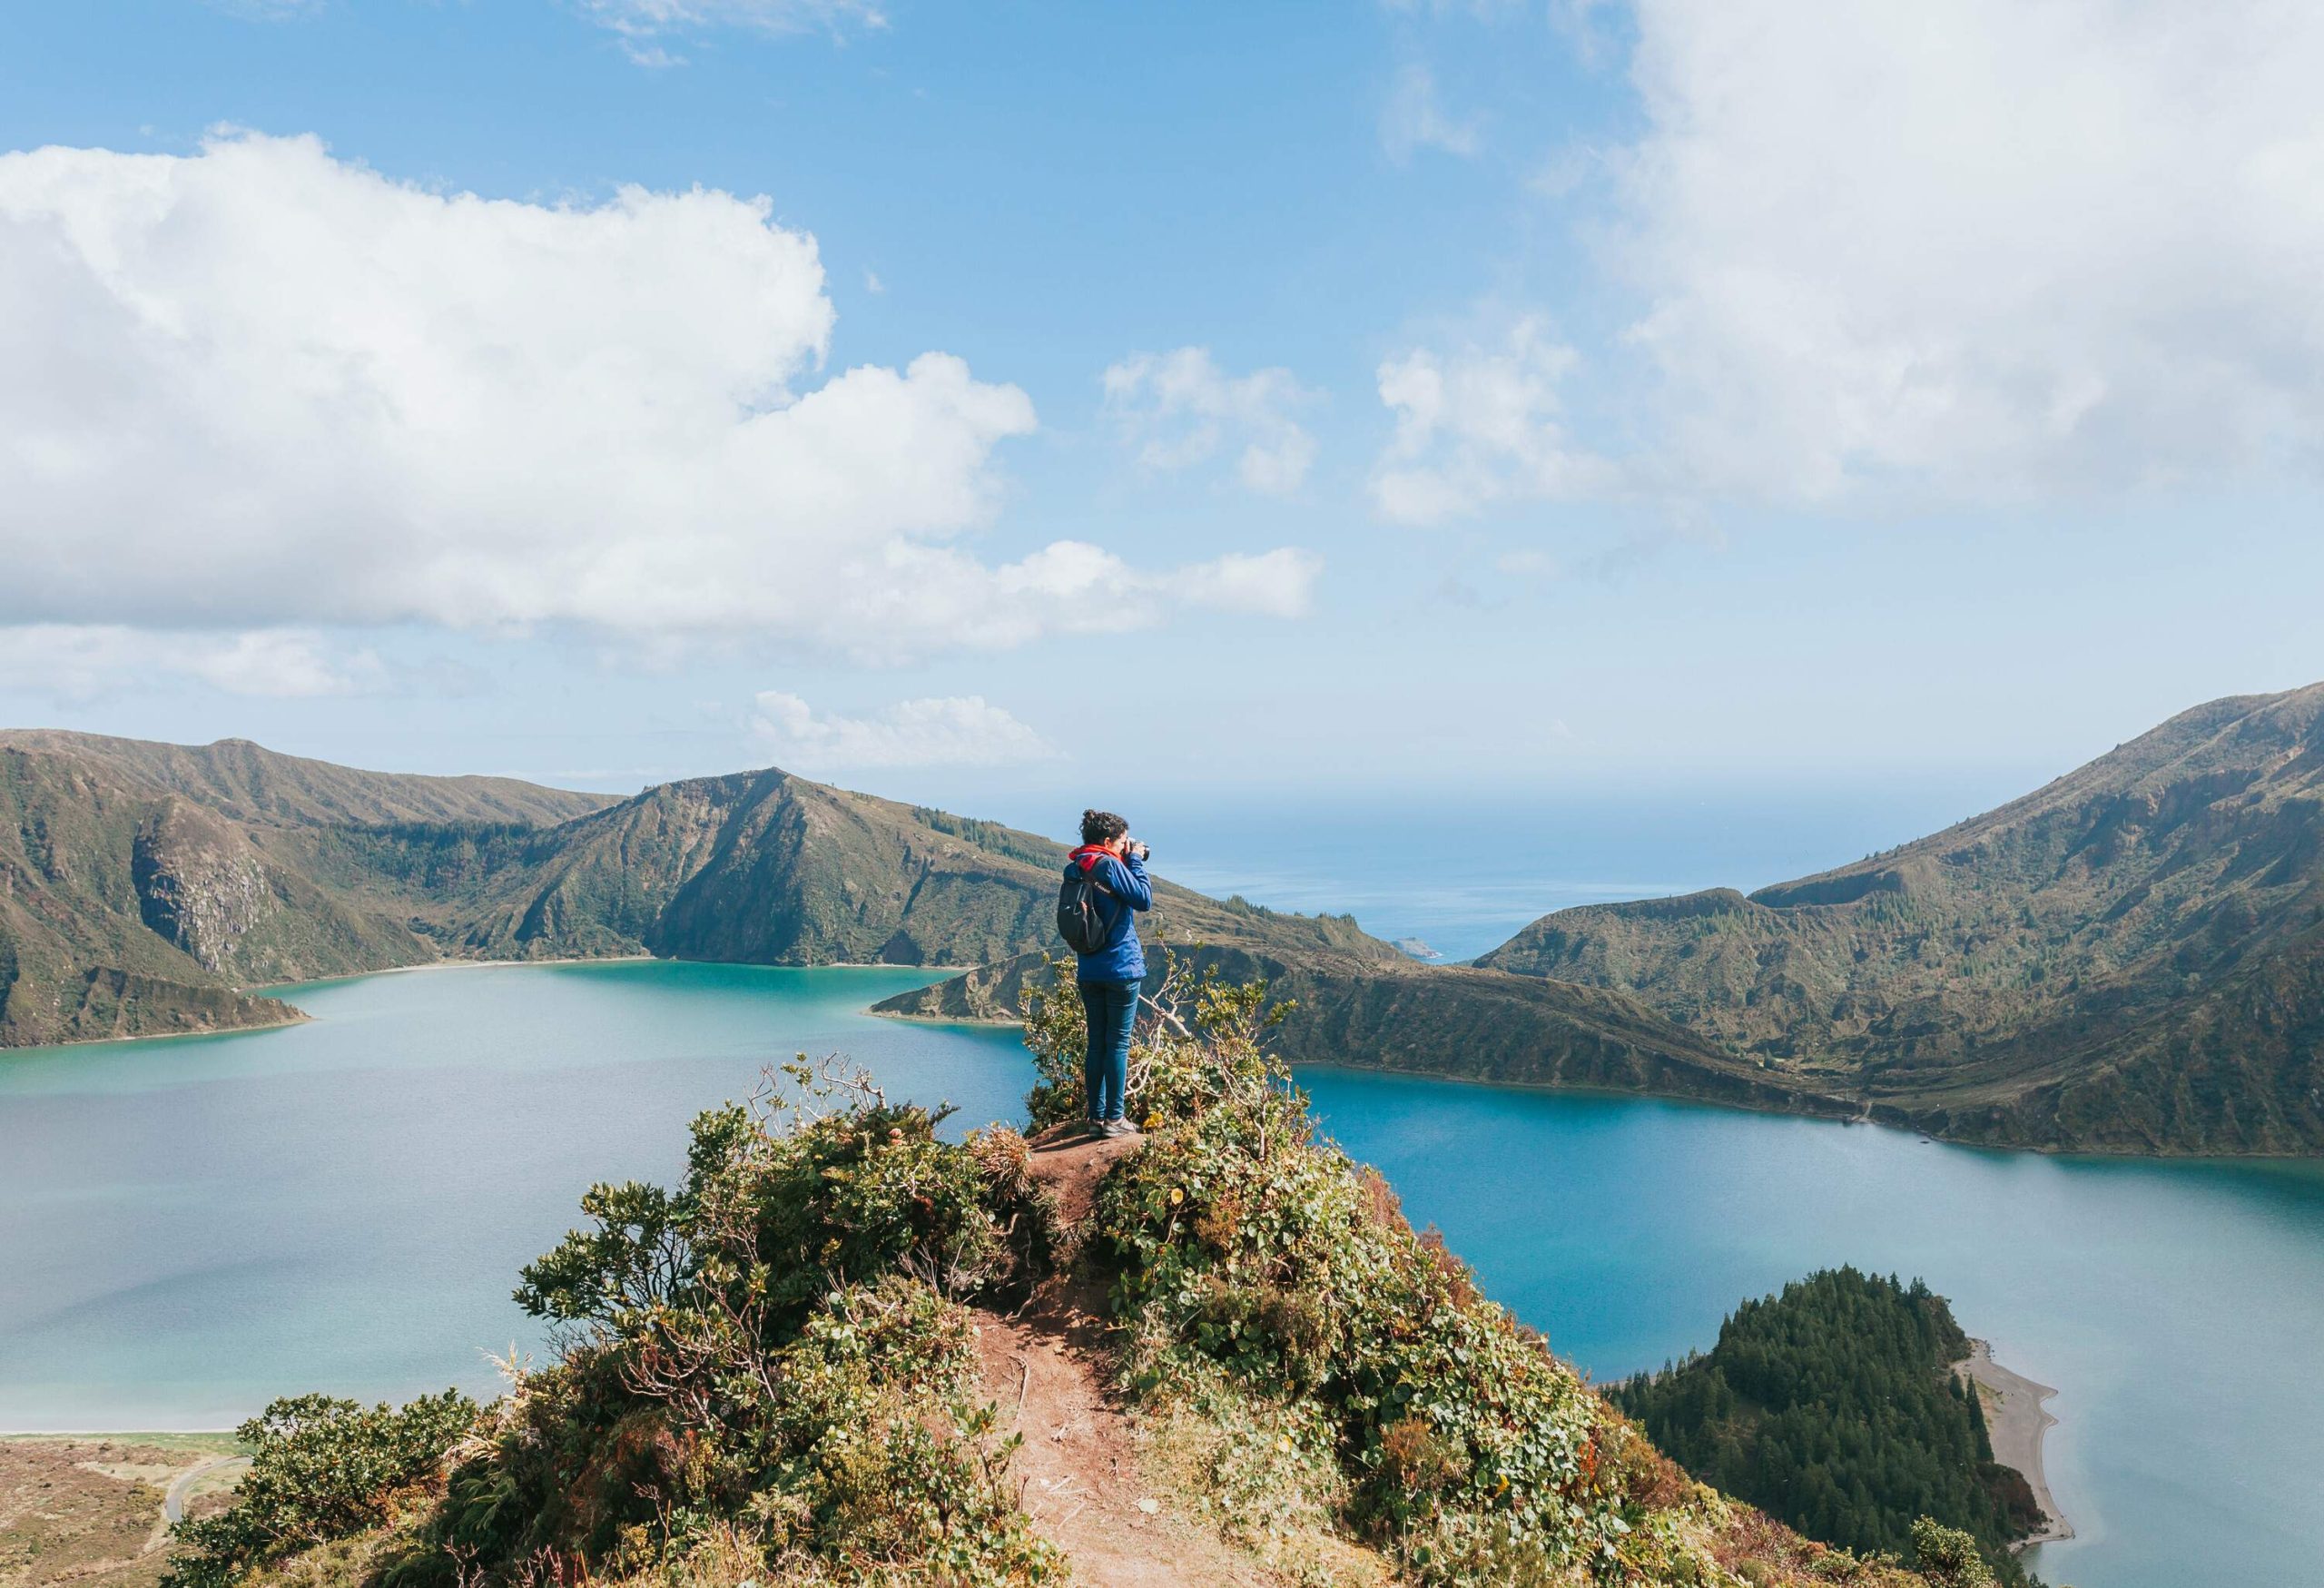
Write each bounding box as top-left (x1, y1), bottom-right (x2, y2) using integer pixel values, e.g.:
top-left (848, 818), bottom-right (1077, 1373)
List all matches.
top-left (970, 1128), bottom-right (1276, 1588)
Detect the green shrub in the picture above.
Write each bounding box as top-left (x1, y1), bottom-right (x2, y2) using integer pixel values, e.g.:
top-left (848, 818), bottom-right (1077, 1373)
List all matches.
top-left (1911, 1518), bottom-right (1998, 1588)
top-left (165, 1390), bottom-right (478, 1588)
top-left (374, 1062), bottom-right (1060, 1587)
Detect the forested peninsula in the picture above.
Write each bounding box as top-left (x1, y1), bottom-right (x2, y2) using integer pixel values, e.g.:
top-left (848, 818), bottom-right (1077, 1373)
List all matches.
top-left (1611, 1269), bottom-right (2050, 1588)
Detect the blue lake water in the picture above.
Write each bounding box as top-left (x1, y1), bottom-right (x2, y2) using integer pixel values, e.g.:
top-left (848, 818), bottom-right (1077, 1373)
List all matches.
top-left (3, 959), bottom-right (2319, 1588)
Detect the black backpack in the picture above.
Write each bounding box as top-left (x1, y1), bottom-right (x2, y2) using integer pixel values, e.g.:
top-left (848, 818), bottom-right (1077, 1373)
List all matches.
top-left (1057, 861), bottom-right (1114, 954)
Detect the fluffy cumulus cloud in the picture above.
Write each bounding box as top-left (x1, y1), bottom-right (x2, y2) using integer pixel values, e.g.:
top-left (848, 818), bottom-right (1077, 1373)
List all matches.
top-left (1381, 64), bottom-right (1482, 163)
top-left (1371, 316), bottom-right (1614, 523)
top-left (0, 133), bottom-right (1315, 688)
top-left (751, 691), bottom-right (1058, 771)
top-left (1608, 0), bottom-right (2324, 500)
top-left (1101, 348), bottom-right (1317, 495)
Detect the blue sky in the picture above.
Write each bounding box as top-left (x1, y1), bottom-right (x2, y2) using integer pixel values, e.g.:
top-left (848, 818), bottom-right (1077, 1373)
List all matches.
top-left (3, 0), bottom-right (2319, 823)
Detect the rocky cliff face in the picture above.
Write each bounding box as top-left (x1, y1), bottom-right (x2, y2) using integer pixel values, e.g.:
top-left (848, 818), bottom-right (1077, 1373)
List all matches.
top-left (132, 804), bottom-right (281, 974)
top-left (0, 741), bottom-right (569, 1045)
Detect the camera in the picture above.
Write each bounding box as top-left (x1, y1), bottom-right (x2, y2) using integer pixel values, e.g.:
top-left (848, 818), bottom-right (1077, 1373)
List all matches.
top-left (1128, 839), bottom-right (1152, 862)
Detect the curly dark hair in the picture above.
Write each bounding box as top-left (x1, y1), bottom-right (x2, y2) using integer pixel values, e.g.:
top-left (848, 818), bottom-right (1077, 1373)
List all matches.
top-left (1080, 809), bottom-right (1128, 846)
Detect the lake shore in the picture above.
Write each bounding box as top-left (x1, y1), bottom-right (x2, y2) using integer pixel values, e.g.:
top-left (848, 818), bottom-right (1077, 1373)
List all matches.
top-left (253, 952), bottom-right (655, 993)
top-left (260, 955), bottom-right (972, 994)
top-left (0, 1009), bottom-right (312, 1053)
top-left (1958, 1340), bottom-right (2073, 1550)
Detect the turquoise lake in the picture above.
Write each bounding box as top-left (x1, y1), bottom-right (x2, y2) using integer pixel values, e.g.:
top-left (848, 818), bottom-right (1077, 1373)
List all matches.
top-left (3, 959), bottom-right (2319, 1588)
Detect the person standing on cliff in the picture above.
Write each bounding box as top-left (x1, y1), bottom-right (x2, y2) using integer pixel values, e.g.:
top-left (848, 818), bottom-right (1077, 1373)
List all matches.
top-left (1066, 808), bottom-right (1153, 1139)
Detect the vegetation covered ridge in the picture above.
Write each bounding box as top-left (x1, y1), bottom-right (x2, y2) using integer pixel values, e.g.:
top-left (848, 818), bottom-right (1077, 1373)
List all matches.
top-left (1475, 682), bottom-right (2324, 1153)
top-left (0, 731), bottom-right (1389, 1048)
top-left (159, 963), bottom-right (2000, 1588)
top-left (1610, 1268), bottom-right (2047, 1587)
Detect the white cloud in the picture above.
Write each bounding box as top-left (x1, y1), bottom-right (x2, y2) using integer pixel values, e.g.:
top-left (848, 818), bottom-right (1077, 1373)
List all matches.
top-left (831, 540), bottom-right (1321, 647)
top-left (1101, 347), bottom-right (1316, 495)
top-left (1381, 64), bottom-right (1482, 163)
top-left (750, 691), bottom-right (1059, 771)
top-left (1163, 547), bottom-right (1321, 618)
top-left (579, 1), bottom-right (885, 40)
top-left (1371, 315), bottom-right (1615, 523)
top-left (0, 626), bottom-right (369, 701)
top-left (0, 133), bottom-right (1316, 665)
top-left (1608, 0), bottom-right (2324, 499)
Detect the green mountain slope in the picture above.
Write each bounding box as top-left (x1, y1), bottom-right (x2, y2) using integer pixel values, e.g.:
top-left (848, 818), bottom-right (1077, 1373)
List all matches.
top-left (1, 748), bottom-right (311, 1045)
top-left (0, 735), bottom-right (621, 1046)
top-left (437, 769), bottom-right (1399, 969)
top-left (1478, 684), bottom-right (2324, 1151)
top-left (0, 731), bottom-right (615, 827)
top-left (0, 734), bottom-right (1401, 1047)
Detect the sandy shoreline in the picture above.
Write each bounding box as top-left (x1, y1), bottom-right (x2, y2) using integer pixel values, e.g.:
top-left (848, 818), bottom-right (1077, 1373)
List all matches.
top-left (1957, 1339), bottom-right (2073, 1550)
top-left (251, 952), bottom-right (655, 991)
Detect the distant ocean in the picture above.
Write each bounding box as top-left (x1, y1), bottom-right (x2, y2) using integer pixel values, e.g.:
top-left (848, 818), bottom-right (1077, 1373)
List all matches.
top-left (1131, 780), bottom-right (2021, 961)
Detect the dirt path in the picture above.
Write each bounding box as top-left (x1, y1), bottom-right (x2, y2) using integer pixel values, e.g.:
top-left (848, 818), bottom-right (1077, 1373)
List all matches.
top-left (1959, 1340), bottom-right (2073, 1548)
top-left (972, 1306), bottom-right (1271, 1588)
top-left (161, 1455), bottom-right (250, 1527)
top-left (968, 1127), bottom-right (1275, 1587)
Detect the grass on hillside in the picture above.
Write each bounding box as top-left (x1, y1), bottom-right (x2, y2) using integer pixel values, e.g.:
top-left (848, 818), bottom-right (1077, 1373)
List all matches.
top-left (1, 1432), bottom-right (251, 1456)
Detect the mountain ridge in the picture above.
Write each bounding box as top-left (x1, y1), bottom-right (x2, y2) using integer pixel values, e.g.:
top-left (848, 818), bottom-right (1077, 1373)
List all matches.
top-left (0, 732), bottom-right (1400, 1048)
top-left (1472, 683), bottom-right (2324, 1151)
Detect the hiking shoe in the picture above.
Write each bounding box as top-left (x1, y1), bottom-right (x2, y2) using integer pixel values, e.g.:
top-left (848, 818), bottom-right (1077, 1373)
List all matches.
top-left (1102, 1118), bottom-right (1142, 1139)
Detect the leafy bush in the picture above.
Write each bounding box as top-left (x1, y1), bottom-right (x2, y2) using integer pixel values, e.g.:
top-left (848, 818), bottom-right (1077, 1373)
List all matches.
top-left (397, 1061), bottom-right (1061, 1587)
top-left (1910, 1518), bottom-right (1998, 1588)
top-left (165, 1391), bottom-right (478, 1588)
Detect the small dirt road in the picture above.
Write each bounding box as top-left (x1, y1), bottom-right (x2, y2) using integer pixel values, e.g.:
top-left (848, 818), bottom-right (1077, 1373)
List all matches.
top-left (162, 1455), bottom-right (251, 1525)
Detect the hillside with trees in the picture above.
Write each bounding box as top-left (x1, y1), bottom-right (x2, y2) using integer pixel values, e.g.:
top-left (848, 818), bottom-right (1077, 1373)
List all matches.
top-left (1611, 1269), bottom-right (2044, 1587)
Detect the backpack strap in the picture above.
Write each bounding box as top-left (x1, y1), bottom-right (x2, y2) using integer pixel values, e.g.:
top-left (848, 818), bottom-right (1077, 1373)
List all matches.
top-left (1070, 845), bottom-right (1119, 895)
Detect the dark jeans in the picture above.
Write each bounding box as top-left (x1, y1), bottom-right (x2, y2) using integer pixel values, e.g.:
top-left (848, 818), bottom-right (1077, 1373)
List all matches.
top-left (1078, 979), bottom-right (1137, 1123)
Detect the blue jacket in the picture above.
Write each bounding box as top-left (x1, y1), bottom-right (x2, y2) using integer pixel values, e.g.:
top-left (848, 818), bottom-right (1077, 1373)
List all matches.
top-left (1067, 845), bottom-right (1153, 983)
